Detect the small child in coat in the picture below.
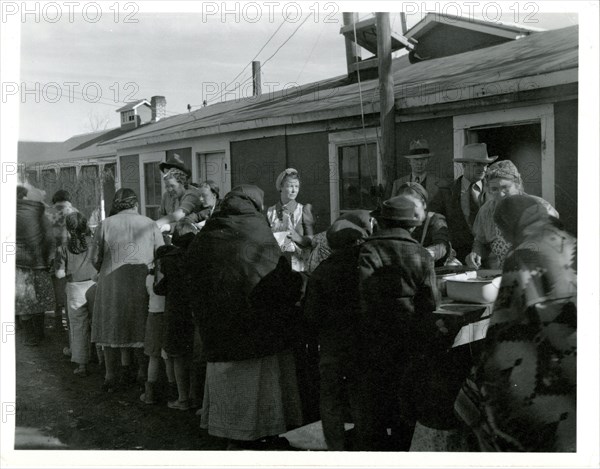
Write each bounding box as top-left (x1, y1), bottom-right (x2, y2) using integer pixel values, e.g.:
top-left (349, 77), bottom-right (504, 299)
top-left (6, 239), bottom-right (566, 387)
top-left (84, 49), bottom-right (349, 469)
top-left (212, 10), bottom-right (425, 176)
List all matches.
top-left (154, 221), bottom-right (200, 410)
top-left (55, 212), bottom-right (96, 376)
top-left (139, 263), bottom-right (175, 404)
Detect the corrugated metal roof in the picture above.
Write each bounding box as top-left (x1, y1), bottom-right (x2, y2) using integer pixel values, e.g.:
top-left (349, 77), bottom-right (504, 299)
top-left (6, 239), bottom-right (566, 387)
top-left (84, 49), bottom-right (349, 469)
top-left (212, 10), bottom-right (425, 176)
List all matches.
top-left (103, 25), bottom-right (577, 149)
top-left (18, 141), bottom-right (64, 164)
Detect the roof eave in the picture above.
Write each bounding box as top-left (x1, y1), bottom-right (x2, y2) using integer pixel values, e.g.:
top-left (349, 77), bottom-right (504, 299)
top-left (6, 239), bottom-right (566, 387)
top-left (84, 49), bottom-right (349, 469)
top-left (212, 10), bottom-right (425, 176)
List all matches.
top-left (106, 67), bottom-right (576, 150)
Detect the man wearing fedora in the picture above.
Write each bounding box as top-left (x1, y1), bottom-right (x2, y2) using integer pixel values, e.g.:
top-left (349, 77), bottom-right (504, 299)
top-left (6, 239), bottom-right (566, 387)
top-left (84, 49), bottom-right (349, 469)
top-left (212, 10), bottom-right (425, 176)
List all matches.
top-left (390, 139), bottom-right (445, 203)
top-left (430, 143), bottom-right (497, 264)
top-left (357, 195), bottom-right (443, 450)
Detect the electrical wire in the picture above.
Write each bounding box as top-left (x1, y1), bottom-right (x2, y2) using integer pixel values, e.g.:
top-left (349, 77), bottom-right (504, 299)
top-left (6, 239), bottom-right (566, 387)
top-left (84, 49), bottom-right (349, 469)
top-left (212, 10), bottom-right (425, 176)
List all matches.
top-left (294, 20), bottom-right (326, 84)
top-left (352, 19), bottom-right (377, 192)
top-left (207, 12), bottom-right (314, 105)
top-left (188, 18), bottom-right (288, 109)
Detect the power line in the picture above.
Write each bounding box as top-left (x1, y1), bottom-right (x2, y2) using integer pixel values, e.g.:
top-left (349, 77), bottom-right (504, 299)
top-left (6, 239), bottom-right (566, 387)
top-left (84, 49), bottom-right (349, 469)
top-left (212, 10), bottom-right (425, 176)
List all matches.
top-left (188, 18), bottom-right (287, 109)
top-left (294, 20), bottom-right (326, 84)
top-left (207, 12), bottom-right (314, 105)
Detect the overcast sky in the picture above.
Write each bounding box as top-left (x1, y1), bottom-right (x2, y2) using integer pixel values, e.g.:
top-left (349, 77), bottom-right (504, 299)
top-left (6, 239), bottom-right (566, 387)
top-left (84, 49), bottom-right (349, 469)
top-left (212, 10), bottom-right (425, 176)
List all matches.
top-left (12, 2), bottom-right (580, 142)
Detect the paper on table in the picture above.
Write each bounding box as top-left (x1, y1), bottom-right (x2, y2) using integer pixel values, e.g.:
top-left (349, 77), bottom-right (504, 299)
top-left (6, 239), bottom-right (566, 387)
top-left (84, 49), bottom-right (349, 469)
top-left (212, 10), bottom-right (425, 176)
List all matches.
top-left (452, 317), bottom-right (491, 347)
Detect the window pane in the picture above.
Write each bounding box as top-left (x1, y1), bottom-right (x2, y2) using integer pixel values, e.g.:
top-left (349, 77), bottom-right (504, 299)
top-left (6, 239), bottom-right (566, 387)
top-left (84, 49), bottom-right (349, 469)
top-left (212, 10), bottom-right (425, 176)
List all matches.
top-left (339, 143), bottom-right (379, 211)
top-left (144, 162), bottom-right (162, 220)
top-left (359, 143), bottom-right (379, 209)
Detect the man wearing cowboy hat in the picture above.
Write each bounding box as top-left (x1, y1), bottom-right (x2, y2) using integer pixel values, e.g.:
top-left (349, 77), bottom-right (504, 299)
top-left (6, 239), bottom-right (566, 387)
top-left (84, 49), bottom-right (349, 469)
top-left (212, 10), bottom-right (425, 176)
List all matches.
top-left (159, 153), bottom-right (192, 178)
top-left (390, 139), bottom-right (445, 203)
top-left (430, 143), bottom-right (497, 263)
top-left (157, 153), bottom-right (201, 232)
top-left (357, 194), bottom-right (444, 450)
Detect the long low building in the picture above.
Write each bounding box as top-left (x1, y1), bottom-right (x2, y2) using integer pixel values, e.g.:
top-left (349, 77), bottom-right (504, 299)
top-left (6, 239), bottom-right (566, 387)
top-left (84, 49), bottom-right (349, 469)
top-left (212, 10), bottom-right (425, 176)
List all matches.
top-left (20, 16), bottom-right (578, 235)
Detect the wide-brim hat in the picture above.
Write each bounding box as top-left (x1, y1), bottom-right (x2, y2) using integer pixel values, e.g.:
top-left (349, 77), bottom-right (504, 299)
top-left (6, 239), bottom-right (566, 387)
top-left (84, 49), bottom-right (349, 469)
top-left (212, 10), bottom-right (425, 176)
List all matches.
top-left (159, 153), bottom-right (191, 177)
top-left (403, 139), bottom-right (434, 159)
top-left (370, 195), bottom-right (425, 226)
top-left (454, 143), bottom-right (498, 164)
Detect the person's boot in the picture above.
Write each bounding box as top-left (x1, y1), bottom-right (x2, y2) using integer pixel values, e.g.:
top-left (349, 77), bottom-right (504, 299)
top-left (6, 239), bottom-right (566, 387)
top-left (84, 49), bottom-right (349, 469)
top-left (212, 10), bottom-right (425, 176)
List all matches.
top-left (119, 364), bottom-right (137, 388)
top-left (22, 318), bottom-right (39, 346)
top-left (34, 314), bottom-right (45, 341)
top-left (54, 308), bottom-right (64, 331)
top-left (140, 381), bottom-right (157, 404)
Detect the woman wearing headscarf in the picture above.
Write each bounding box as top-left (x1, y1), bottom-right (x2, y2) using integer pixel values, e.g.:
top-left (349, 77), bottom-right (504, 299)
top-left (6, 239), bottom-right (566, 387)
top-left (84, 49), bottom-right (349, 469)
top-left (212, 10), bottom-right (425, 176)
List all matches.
top-left (456, 194), bottom-right (576, 451)
top-left (189, 185), bottom-right (303, 449)
top-left (466, 160), bottom-right (558, 269)
top-left (90, 188), bottom-right (164, 392)
top-left (46, 190), bottom-right (78, 331)
top-left (267, 168), bottom-right (314, 272)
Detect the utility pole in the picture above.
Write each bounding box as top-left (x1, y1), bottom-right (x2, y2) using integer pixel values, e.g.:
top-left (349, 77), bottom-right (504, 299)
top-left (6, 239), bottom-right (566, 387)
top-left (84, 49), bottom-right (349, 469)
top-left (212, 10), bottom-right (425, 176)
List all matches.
top-left (252, 61), bottom-right (262, 97)
top-left (342, 12), bottom-right (361, 75)
top-left (376, 12), bottom-right (396, 198)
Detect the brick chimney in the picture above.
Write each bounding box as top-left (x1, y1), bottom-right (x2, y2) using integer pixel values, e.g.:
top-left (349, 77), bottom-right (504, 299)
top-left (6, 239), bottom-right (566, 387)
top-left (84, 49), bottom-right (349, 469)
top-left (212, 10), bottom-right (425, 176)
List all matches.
top-left (151, 96), bottom-right (166, 122)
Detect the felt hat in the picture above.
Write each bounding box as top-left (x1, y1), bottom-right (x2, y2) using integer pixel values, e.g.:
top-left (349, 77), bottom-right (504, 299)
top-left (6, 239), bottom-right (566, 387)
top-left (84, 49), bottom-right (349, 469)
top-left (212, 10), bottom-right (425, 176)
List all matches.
top-left (326, 210), bottom-right (373, 250)
top-left (159, 153), bottom-right (191, 177)
top-left (454, 143), bottom-right (498, 164)
top-left (371, 195), bottom-right (426, 226)
top-left (403, 139), bottom-right (434, 159)
top-left (395, 181), bottom-right (429, 204)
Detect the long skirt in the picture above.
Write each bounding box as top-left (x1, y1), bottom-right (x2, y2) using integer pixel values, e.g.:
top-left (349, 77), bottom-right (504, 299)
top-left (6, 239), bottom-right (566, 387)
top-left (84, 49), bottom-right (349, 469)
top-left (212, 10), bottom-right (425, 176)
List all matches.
top-left (66, 280), bottom-right (95, 364)
top-left (200, 351), bottom-right (303, 441)
top-left (91, 264), bottom-right (148, 348)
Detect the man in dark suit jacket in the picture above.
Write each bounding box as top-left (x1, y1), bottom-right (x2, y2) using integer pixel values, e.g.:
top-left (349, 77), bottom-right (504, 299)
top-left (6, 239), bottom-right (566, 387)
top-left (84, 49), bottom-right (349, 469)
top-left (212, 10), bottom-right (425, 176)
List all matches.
top-left (429, 143), bottom-right (497, 263)
top-left (391, 139), bottom-right (445, 203)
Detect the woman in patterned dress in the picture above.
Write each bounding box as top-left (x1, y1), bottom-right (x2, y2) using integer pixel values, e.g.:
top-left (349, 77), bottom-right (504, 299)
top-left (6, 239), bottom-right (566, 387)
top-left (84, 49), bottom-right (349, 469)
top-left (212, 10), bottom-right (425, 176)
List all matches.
top-left (466, 160), bottom-right (558, 269)
top-left (456, 194), bottom-right (576, 451)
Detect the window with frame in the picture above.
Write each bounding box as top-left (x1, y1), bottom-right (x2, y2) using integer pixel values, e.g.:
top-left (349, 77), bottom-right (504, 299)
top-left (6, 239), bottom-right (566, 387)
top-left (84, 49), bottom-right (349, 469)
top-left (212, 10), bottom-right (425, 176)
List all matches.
top-left (338, 142), bottom-right (379, 211)
top-left (143, 162), bottom-right (162, 220)
top-left (328, 128), bottom-right (383, 222)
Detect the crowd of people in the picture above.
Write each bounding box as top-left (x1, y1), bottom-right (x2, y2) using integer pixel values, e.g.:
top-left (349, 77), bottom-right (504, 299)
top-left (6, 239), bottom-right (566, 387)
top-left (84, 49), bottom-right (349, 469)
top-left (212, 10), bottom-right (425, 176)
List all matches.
top-left (15, 143), bottom-right (577, 452)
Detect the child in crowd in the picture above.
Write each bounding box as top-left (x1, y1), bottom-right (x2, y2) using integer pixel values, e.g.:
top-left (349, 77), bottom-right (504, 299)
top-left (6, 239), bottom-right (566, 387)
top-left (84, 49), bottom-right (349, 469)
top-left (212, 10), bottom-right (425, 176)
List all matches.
top-left (154, 221), bottom-right (201, 410)
top-left (139, 261), bottom-right (176, 404)
top-left (55, 212), bottom-right (96, 376)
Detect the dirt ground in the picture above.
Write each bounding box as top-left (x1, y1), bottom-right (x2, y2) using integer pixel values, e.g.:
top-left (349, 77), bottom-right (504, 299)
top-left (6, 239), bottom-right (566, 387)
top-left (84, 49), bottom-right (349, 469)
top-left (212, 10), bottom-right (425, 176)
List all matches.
top-left (14, 314), bottom-right (227, 451)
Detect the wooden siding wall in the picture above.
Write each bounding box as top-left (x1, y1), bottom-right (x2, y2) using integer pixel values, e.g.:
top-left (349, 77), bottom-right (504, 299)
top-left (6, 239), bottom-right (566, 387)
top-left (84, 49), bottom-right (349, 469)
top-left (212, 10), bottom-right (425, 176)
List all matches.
top-left (166, 148), bottom-right (192, 174)
top-left (230, 133), bottom-right (332, 232)
top-left (230, 135), bottom-right (286, 209)
top-left (286, 132), bottom-right (331, 232)
top-left (395, 117), bottom-right (455, 182)
top-left (119, 154), bottom-right (140, 211)
top-left (554, 100), bottom-right (578, 235)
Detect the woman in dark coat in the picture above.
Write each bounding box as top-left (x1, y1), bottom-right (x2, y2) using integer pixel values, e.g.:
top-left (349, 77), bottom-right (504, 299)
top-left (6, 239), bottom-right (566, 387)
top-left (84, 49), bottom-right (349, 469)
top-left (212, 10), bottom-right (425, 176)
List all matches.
top-left (15, 185), bottom-right (55, 345)
top-left (189, 185), bottom-right (303, 448)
